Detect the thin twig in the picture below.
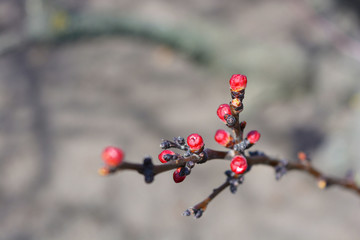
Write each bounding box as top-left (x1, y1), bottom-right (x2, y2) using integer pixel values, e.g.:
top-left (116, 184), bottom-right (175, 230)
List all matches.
top-left (186, 181), bottom-right (230, 218)
top-left (182, 153), bottom-right (360, 218)
top-left (105, 148), bottom-right (360, 196)
top-left (106, 148), bottom-right (228, 176)
top-left (247, 155), bottom-right (360, 195)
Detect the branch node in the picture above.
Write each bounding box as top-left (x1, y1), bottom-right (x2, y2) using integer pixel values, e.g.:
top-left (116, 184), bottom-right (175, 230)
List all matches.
top-left (225, 114), bottom-right (236, 127)
top-left (298, 151), bottom-right (311, 167)
top-left (234, 139), bottom-right (250, 152)
top-left (197, 151), bottom-right (208, 164)
top-left (225, 170), bottom-right (245, 194)
top-left (160, 140), bottom-right (171, 149)
top-left (183, 208), bottom-right (203, 219)
top-left (231, 89), bottom-right (245, 100)
top-left (174, 136), bottom-right (185, 145)
top-left (186, 161), bottom-right (195, 169)
top-left (142, 157), bottom-right (154, 183)
top-left (275, 159), bottom-right (288, 181)
top-left (317, 177), bottom-right (328, 189)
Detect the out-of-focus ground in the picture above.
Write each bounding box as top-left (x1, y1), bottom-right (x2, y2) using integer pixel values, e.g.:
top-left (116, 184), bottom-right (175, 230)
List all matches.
top-left (1, 0), bottom-right (360, 239)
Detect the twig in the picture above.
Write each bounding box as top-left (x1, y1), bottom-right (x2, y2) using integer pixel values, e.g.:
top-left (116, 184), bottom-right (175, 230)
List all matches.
top-left (183, 181), bottom-right (230, 218)
top-left (104, 148), bottom-right (228, 176)
top-left (247, 154), bottom-right (360, 195)
top-left (99, 74), bottom-right (359, 218)
top-left (103, 146), bottom-right (360, 217)
top-left (105, 149), bottom-right (360, 217)
top-left (105, 144), bottom-right (360, 188)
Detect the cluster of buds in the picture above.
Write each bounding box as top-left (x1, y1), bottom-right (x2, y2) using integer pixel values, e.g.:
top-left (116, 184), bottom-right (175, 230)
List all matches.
top-left (98, 74), bottom-right (263, 218)
top-left (216, 74), bottom-right (261, 177)
top-left (98, 74), bottom-right (359, 219)
top-left (157, 133), bottom-right (203, 183)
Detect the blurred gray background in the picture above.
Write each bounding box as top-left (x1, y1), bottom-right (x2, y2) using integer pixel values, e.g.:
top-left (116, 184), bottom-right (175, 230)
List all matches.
top-left (1, 0), bottom-right (360, 239)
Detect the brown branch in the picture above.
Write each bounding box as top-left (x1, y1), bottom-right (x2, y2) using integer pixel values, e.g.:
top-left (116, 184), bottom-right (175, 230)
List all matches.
top-left (183, 152), bottom-right (360, 218)
top-left (99, 73), bottom-right (360, 218)
top-left (247, 154), bottom-right (360, 195)
top-left (102, 148), bottom-right (360, 196)
top-left (103, 148), bottom-right (229, 177)
top-left (229, 101), bottom-right (242, 143)
top-left (183, 180), bottom-right (230, 218)
top-left (100, 145), bottom-right (360, 219)
top-left (231, 89), bottom-right (246, 140)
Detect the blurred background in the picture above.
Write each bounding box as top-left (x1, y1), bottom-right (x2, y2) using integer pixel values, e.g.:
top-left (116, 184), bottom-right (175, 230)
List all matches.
top-left (1, 0), bottom-right (360, 239)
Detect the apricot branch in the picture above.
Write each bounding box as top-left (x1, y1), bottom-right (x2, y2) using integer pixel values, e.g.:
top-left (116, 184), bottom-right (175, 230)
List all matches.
top-left (99, 148), bottom-right (228, 181)
top-left (246, 154), bottom-right (360, 195)
top-left (183, 180), bottom-right (231, 218)
top-left (99, 74), bottom-right (360, 219)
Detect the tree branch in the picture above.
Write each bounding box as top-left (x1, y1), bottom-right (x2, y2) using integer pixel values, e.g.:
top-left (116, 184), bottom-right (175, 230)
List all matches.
top-left (183, 181), bottom-right (230, 218)
top-left (101, 148), bottom-right (229, 177)
top-left (99, 74), bottom-right (359, 218)
top-left (247, 154), bottom-right (360, 195)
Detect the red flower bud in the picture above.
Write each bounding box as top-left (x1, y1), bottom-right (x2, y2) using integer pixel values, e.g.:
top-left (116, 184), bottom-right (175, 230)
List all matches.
top-left (214, 129), bottom-right (233, 146)
top-left (102, 146), bottom-right (124, 167)
top-left (173, 168), bottom-right (186, 183)
top-left (217, 104), bottom-right (232, 123)
top-left (246, 130), bottom-right (261, 144)
top-left (158, 150), bottom-right (175, 163)
top-left (230, 155), bottom-right (248, 174)
top-left (229, 74), bottom-right (247, 92)
top-left (187, 133), bottom-right (204, 152)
